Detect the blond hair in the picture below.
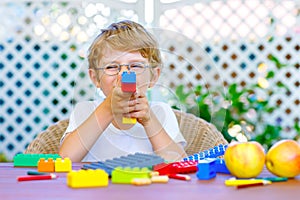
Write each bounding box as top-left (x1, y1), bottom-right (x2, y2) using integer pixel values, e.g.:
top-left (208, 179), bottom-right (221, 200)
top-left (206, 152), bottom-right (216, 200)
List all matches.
top-left (88, 20), bottom-right (162, 70)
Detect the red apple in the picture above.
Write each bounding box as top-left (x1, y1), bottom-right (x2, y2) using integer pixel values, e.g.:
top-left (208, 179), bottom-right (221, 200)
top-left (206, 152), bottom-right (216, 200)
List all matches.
top-left (224, 141), bottom-right (265, 178)
top-left (266, 139), bottom-right (300, 178)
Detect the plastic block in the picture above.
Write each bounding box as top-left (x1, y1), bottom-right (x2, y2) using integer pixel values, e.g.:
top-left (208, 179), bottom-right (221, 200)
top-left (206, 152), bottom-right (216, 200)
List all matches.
top-left (121, 72), bottom-right (136, 93)
top-left (171, 161), bottom-right (198, 174)
top-left (153, 160), bottom-right (198, 175)
top-left (83, 162), bottom-right (114, 175)
top-left (82, 153), bottom-right (164, 176)
top-left (13, 154), bottom-right (61, 167)
top-left (213, 144), bottom-right (228, 157)
top-left (55, 158), bottom-right (72, 172)
top-left (121, 71), bottom-right (136, 83)
top-left (182, 144), bottom-right (228, 161)
top-left (121, 71), bottom-right (136, 123)
top-left (111, 167), bottom-right (150, 184)
top-left (37, 158), bottom-right (55, 172)
top-left (196, 158), bottom-right (216, 180)
top-left (121, 83), bottom-right (136, 93)
top-left (67, 169), bottom-right (108, 188)
top-left (115, 153), bottom-right (165, 168)
top-left (215, 158), bottom-right (230, 174)
top-left (122, 117), bottom-right (137, 124)
top-left (153, 163), bottom-right (173, 175)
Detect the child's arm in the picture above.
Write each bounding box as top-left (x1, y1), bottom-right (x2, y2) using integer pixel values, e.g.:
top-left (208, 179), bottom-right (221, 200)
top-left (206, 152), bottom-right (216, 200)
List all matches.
top-left (59, 98), bottom-right (113, 162)
top-left (59, 85), bottom-right (135, 162)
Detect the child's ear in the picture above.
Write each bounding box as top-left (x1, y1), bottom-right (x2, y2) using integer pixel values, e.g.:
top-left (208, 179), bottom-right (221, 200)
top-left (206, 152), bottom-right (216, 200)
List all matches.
top-left (149, 67), bottom-right (160, 88)
top-left (89, 68), bottom-right (101, 88)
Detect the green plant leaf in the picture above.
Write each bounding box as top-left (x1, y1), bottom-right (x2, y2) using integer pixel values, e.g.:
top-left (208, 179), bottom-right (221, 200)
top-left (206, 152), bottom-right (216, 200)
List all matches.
top-left (276, 82), bottom-right (289, 90)
top-left (193, 85), bottom-right (203, 96)
top-left (175, 85), bottom-right (191, 103)
top-left (268, 54), bottom-right (288, 69)
top-left (266, 71), bottom-right (275, 79)
top-left (170, 54), bottom-right (293, 148)
top-left (294, 121), bottom-right (300, 134)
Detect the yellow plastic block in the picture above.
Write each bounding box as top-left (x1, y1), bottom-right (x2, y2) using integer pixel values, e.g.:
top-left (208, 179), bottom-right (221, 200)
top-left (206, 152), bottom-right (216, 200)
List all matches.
top-left (111, 167), bottom-right (150, 184)
top-left (37, 158), bottom-right (55, 172)
top-left (67, 169), bottom-right (109, 188)
top-left (55, 158), bottom-right (72, 172)
top-left (122, 117), bottom-right (137, 124)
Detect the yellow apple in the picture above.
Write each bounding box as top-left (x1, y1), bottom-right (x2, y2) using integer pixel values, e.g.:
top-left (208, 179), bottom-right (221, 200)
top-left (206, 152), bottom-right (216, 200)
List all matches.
top-left (266, 139), bottom-right (300, 178)
top-left (224, 141), bottom-right (265, 178)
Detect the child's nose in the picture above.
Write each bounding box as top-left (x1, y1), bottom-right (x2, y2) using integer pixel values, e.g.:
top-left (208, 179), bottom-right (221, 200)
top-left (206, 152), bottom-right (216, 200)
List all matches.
top-left (118, 64), bottom-right (130, 74)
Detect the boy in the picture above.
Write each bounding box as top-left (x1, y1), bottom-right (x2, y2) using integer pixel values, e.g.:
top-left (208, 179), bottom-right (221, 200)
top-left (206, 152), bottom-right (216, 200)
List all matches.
top-left (59, 20), bottom-right (187, 162)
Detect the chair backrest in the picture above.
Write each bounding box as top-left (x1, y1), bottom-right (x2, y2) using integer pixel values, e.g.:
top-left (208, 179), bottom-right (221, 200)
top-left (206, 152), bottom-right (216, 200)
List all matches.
top-left (172, 109), bottom-right (228, 155)
top-left (24, 119), bottom-right (69, 154)
top-left (25, 110), bottom-right (228, 155)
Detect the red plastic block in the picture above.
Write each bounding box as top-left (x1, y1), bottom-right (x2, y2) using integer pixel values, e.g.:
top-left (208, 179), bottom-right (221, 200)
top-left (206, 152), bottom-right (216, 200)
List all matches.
top-left (153, 161), bottom-right (198, 175)
top-left (121, 83), bottom-right (136, 93)
top-left (172, 161), bottom-right (198, 174)
top-left (153, 163), bottom-right (174, 175)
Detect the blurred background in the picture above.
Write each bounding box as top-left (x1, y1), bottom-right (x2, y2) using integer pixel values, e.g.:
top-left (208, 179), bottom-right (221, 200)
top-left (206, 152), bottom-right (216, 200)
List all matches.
top-left (1, 0), bottom-right (299, 160)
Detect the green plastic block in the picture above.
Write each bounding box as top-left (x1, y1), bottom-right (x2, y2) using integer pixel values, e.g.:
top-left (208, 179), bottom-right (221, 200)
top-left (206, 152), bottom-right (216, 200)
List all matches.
top-left (13, 154), bottom-right (61, 167)
top-left (111, 167), bottom-right (150, 184)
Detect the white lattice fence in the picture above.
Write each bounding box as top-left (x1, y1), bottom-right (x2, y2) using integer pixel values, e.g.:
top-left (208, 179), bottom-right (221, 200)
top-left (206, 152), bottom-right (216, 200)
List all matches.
top-left (0, 0), bottom-right (143, 159)
top-left (157, 0), bottom-right (300, 139)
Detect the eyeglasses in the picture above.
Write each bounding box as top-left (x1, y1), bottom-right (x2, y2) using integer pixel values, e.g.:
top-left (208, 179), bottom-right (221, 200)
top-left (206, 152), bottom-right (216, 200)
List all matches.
top-left (95, 62), bottom-right (152, 76)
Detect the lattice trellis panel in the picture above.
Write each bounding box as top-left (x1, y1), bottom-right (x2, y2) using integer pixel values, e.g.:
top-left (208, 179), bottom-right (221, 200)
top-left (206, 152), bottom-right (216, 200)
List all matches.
top-left (1, 0), bottom-right (299, 160)
top-left (157, 0), bottom-right (300, 139)
top-left (0, 1), bottom-right (142, 159)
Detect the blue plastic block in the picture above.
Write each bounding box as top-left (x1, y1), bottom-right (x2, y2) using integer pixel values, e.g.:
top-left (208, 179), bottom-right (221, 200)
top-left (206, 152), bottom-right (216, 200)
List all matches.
top-left (82, 153), bottom-right (164, 176)
top-left (196, 158), bottom-right (216, 180)
top-left (183, 144), bottom-right (228, 161)
top-left (215, 158), bottom-right (230, 174)
top-left (121, 71), bottom-right (136, 83)
top-left (83, 162), bottom-right (114, 175)
top-left (212, 144), bottom-right (228, 157)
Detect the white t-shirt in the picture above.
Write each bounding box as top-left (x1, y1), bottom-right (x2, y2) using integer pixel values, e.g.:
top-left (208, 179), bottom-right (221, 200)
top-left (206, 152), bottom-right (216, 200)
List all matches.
top-left (61, 100), bottom-right (186, 162)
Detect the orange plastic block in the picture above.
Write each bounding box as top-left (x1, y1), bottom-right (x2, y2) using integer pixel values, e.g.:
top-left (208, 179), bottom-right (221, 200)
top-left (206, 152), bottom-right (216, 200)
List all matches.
top-left (55, 158), bottom-right (72, 172)
top-left (37, 158), bottom-right (55, 172)
top-left (67, 169), bottom-right (109, 188)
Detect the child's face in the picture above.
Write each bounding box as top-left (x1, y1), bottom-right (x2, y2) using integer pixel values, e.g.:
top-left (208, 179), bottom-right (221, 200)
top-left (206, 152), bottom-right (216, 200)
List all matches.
top-left (90, 49), bottom-right (159, 97)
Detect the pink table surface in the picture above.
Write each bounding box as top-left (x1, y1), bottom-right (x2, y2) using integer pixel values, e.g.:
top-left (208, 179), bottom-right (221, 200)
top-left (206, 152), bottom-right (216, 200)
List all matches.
top-left (1, 162), bottom-right (300, 200)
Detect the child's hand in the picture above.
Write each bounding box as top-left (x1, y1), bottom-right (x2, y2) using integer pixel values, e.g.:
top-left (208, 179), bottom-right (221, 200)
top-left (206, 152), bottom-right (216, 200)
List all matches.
top-left (110, 86), bottom-right (134, 119)
top-left (108, 76), bottom-right (151, 126)
top-left (123, 91), bottom-right (151, 126)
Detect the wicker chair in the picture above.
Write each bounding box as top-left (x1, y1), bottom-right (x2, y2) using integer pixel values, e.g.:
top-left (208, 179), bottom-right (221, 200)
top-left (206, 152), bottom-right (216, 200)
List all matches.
top-left (25, 109), bottom-right (228, 155)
